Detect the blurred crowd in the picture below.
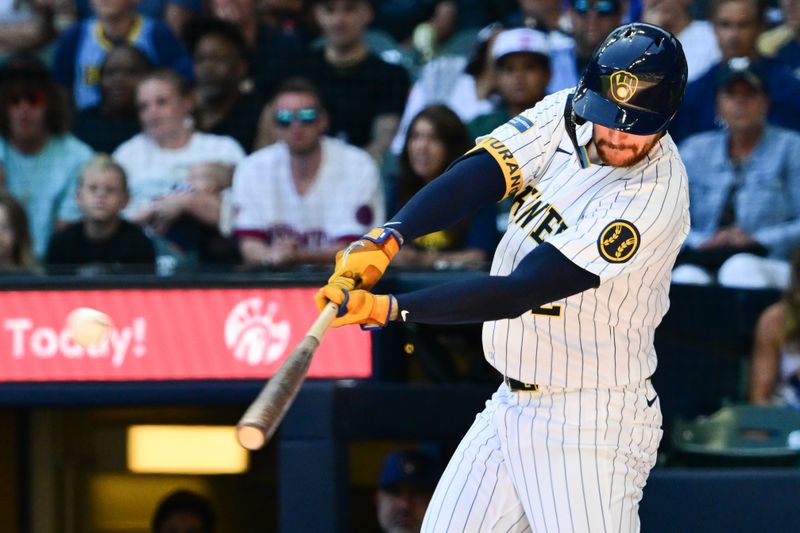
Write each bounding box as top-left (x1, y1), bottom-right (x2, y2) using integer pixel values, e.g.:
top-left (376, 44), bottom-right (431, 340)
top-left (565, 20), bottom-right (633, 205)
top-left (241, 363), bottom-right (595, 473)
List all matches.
top-left (0, 0), bottom-right (799, 292)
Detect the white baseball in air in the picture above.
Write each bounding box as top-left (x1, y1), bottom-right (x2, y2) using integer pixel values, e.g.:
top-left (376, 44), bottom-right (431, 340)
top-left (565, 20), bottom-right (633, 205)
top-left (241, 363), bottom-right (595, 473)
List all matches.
top-left (66, 307), bottom-right (113, 348)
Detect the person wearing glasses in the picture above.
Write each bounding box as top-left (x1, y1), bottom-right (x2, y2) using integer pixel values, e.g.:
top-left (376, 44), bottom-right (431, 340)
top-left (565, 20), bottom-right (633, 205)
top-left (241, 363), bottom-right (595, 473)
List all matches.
top-left (231, 77), bottom-right (384, 267)
top-left (0, 53), bottom-right (94, 260)
top-left (569, 0), bottom-right (625, 73)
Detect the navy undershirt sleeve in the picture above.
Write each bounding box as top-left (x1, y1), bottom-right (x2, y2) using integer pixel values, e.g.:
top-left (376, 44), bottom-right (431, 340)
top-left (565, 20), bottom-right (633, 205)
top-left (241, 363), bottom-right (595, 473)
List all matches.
top-left (387, 149), bottom-right (506, 241)
top-left (395, 243), bottom-right (600, 324)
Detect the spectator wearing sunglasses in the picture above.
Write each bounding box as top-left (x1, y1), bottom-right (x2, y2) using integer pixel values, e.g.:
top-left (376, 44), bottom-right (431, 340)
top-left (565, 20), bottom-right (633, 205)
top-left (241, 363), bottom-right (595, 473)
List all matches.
top-left (232, 77), bottom-right (384, 267)
top-left (569, 0), bottom-right (625, 74)
top-left (0, 53), bottom-right (94, 259)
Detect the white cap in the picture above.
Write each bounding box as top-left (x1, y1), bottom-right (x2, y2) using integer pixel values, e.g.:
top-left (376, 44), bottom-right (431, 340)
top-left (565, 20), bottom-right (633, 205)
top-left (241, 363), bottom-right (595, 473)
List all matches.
top-left (492, 28), bottom-right (550, 62)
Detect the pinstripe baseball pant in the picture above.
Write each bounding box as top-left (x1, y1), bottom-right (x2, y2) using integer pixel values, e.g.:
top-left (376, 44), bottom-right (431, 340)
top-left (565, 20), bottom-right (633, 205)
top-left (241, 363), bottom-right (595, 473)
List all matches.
top-left (422, 380), bottom-right (662, 532)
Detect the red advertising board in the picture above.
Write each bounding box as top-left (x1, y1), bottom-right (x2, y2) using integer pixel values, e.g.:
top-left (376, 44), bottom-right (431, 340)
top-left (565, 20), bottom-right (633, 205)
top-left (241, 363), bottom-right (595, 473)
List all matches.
top-left (0, 288), bottom-right (371, 382)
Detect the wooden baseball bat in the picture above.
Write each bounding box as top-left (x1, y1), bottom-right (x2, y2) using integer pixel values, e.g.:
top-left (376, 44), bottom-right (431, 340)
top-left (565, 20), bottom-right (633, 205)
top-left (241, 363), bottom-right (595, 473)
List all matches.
top-left (236, 301), bottom-right (339, 450)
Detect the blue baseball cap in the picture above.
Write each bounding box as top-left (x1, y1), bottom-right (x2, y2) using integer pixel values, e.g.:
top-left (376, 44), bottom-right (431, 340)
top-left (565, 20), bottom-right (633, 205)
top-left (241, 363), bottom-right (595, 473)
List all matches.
top-left (379, 449), bottom-right (441, 491)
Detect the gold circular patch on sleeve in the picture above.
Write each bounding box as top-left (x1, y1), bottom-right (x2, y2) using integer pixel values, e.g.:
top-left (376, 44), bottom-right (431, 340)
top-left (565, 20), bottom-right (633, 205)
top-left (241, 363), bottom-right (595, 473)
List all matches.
top-left (597, 220), bottom-right (641, 263)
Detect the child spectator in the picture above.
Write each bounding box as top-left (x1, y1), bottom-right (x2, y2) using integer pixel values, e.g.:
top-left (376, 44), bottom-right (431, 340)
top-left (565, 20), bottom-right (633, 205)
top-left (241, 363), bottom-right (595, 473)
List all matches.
top-left (0, 191), bottom-right (37, 273)
top-left (72, 45), bottom-right (151, 154)
top-left (46, 155), bottom-right (155, 274)
top-left (52, 0), bottom-right (191, 110)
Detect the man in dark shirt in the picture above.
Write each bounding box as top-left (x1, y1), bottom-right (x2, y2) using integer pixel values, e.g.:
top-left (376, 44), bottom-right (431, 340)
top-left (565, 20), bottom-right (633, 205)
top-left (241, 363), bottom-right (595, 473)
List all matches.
top-left (72, 45), bottom-right (150, 154)
top-left (303, 0), bottom-right (411, 160)
top-left (185, 17), bottom-right (267, 153)
top-left (47, 156), bottom-right (155, 275)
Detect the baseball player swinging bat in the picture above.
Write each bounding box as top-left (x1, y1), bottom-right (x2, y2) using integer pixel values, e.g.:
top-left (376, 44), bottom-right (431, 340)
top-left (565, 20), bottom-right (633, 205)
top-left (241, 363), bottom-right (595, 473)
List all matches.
top-left (236, 301), bottom-right (339, 450)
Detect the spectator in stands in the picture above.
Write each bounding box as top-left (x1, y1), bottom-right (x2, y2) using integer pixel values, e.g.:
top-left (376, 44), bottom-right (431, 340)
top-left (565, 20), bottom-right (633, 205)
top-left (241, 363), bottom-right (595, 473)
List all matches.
top-left (113, 70), bottom-right (245, 263)
top-left (642, 0), bottom-right (721, 82)
top-left (371, 0), bottom-right (440, 45)
top-left (506, 0), bottom-right (564, 30)
top-left (673, 62), bottom-right (800, 289)
top-left (670, 0), bottom-right (800, 144)
top-left (209, 0), bottom-right (304, 96)
top-left (72, 45), bottom-right (151, 153)
top-left (749, 249), bottom-right (800, 407)
top-left (0, 0), bottom-right (58, 58)
top-left (375, 449), bottom-right (441, 533)
top-left (0, 54), bottom-right (93, 259)
top-left (393, 105), bottom-right (497, 269)
top-left (52, 0), bottom-right (191, 111)
top-left (46, 155), bottom-right (155, 274)
top-left (758, 0), bottom-right (800, 77)
top-left (185, 17), bottom-right (265, 153)
top-left (468, 28), bottom-right (551, 139)
top-left (257, 0), bottom-right (316, 42)
top-left (74, 0), bottom-right (201, 38)
top-left (504, 0), bottom-right (579, 92)
top-left (302, 0), bottom-right (410, 161)
top-left (409, 0), bottom-right (458, 63)
top-left (569, 0), bottom-right (625, 74)
top-left (232, 77), bottom-right (384, 267)
top-left (390, 22), bottom-right (502, 154)
top-left (151, 488), bottom-right (215, 533)
top-left (0, 191), bottom-right (37, 272)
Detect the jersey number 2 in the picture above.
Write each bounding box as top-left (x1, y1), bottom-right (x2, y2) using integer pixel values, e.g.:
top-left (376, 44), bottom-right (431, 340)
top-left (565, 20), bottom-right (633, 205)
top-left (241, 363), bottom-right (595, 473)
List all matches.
top-left (530, 304), bottom-right (562, 317)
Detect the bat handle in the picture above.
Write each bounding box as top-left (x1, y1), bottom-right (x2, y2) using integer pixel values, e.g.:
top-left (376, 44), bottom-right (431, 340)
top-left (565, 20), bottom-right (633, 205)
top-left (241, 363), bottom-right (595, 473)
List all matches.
top-left (236, 301), bottom-right (339, 450)
top-left (308, 301), bottom-right (339, 340)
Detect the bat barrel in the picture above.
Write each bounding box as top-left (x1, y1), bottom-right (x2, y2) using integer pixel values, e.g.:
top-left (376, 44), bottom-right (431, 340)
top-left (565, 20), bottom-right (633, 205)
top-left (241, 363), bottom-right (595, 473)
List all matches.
top-left (236, 302), bottom-right (339, 450)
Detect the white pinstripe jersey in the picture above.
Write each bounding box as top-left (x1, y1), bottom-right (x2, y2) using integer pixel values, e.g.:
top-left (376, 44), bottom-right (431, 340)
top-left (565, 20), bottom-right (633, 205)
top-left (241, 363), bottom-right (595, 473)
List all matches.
top-left (478, 89), bottom-right (690, 388)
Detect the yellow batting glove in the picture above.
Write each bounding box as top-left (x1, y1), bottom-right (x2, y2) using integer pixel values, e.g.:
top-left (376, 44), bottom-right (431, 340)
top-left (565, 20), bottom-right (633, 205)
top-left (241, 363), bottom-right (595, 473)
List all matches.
top-left (316, 284), bottom-right (393, 329)
top-left (329, 227), bottom-right (403, 290)
top-left (314, 276), bottom-right (356, 312)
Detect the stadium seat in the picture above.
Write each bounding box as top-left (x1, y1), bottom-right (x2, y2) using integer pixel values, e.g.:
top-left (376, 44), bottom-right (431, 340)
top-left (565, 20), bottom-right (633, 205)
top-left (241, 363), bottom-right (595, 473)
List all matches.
top-left (671, 404), bottom-right (800, 467)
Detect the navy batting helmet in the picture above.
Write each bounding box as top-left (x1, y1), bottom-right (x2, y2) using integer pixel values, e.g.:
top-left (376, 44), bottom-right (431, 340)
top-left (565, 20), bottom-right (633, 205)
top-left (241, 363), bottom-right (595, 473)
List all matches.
top-left (572, 23), bottom-right (687, 135)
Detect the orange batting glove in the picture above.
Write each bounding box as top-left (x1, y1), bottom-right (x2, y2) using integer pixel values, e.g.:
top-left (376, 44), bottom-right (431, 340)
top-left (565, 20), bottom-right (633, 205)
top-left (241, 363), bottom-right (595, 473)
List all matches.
top-left (315, 280), bottom-right (393, 329)
top-left (329, 227), bottom-right (403, 290)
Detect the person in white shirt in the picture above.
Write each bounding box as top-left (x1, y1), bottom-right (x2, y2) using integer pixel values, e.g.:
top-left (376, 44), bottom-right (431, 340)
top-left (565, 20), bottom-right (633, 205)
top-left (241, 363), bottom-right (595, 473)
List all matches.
top-left (232, 77), bottom-right (384, 267)
top-left (113, 69), bottom-right (245, 263)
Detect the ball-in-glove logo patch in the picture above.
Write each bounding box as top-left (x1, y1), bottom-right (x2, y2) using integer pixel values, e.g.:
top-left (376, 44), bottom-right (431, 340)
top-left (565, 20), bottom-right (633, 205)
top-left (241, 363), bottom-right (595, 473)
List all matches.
top-left (610, 70), bottom-right (639, 103)
top-left (598, 220), bottom-right (640, 263)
